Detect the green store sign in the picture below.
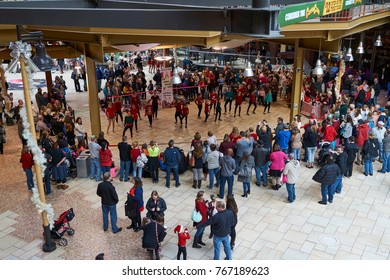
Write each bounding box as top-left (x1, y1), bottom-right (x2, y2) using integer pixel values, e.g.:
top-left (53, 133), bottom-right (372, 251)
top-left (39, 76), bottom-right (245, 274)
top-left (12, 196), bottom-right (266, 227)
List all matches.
top-left (278, 0), bottom-right (363, 27)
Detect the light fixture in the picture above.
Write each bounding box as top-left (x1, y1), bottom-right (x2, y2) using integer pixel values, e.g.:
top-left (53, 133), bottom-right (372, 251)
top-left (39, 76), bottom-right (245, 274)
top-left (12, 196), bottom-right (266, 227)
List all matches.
top-left (312, 38), bottom-right (324, 76)
top-left (374, 35), bottom-right (383, 47)
top-left (32, 41), bottom-right (56, 71)
top-left (356, 41), bottom-right (364, 54)
top-left (243, 42), bottom-right (254, 77)
top-left (171, 47), bottom-right (182, 85)
top-left (346, 47), bottom-right (354, 62)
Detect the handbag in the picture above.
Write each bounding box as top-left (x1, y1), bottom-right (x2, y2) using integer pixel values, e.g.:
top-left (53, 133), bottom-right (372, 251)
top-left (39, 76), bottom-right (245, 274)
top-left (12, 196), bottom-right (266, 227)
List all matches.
top-left (189, 152), bottom-right (195, 167)
top-left (238, 163), bottom-right (250, 177)
top-left (191, 209), bottom-right (202, 223)
top-left (281, 174), bottom-right (288, 184)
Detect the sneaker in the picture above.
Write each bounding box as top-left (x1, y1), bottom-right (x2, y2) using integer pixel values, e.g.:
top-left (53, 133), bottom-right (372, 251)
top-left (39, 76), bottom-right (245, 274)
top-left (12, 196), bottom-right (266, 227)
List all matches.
top-left (318, 201), bottom-right (327, 205)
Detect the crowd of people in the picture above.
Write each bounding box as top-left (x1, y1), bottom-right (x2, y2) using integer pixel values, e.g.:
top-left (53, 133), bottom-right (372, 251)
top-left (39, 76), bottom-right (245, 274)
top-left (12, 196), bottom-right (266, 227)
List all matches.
top-left (2, 48), bottom-right (389, 260)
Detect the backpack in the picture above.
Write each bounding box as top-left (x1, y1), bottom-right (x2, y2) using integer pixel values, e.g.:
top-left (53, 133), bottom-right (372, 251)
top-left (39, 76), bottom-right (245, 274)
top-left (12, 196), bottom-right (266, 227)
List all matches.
top-left (368, 139), bottom-right (379, 159)
top-left (136, 152), bottom-right (148, 168)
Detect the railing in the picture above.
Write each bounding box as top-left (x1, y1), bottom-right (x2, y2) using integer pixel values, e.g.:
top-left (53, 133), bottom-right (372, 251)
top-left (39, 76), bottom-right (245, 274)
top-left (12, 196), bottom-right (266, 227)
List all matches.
top-left (320, 3), bottom-right (389, 22)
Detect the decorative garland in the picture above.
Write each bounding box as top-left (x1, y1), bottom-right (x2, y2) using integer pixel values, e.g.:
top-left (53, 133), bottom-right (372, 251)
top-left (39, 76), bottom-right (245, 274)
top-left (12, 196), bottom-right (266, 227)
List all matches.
top-left (0, 64), bottom-right (14, 118)
top-left (334, 51), bottom-right (346, 100)
top-left (7, 42), bottom-right (55, 229)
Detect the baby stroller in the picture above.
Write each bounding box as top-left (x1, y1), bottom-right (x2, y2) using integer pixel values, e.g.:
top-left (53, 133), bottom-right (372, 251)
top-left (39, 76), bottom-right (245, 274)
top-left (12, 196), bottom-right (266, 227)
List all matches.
top-left (50, 208), bottom-right (75, 246)
top-left (317, 141), bottom-right (332, 166)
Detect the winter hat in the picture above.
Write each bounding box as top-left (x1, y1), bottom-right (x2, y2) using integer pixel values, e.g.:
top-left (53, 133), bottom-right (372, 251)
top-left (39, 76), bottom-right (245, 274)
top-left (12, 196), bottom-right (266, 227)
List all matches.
top-left (378, 121), bottom-right (384, 126)
top-left (174, 225), bottom-right (184, 234)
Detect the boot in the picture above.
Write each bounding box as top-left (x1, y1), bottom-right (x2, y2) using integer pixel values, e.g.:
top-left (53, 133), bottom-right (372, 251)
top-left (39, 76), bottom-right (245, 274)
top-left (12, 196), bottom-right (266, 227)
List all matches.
top-left (147, 249), bottom-right (154, 260)
top-left (62, 184), bottom-right (69, 190)
top-left (197, 180), bottom-right (202, 189)
top-left (230, 237), bottom-right (236, 250)
top-left (192, 180), bottom-right (197, 189)
top-left (198, 233), bottom-right (206, 246)
top-left (192, 237), bottom-right (201, 248)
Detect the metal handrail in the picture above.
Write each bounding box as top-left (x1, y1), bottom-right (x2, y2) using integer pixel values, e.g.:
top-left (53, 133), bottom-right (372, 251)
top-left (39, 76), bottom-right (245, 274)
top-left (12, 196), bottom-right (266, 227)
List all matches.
top-left (319, 3), bottom-right (389, 22)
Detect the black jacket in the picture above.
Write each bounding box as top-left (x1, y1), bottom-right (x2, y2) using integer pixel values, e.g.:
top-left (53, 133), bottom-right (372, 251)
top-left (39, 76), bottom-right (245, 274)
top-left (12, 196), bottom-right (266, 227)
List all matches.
top-left (312, 163), bottom-right (341, 185)
top-left (335, 152), bottom-right (348, 175)
top-left (118, 142), bottom-right (132, 161)
top-left (196, 209), bottom-right (236, 237)
top-left (256, 125), bottom-right (272, 149)
top-left (345, 142), bottom-right (358, 164)
top-left (303, 128), bottom-right (318, 148)
top-left (140, 221), bottom-right (167, 249)
top-left (252, 146), bottom-right (270, 166)
top-left (96, 181), bottom-right (119, 206)
top-left (145, 197), bottom-right (167, 219)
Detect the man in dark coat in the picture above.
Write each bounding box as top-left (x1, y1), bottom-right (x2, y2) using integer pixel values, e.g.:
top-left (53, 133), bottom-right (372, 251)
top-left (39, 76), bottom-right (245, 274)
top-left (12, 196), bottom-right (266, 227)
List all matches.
top-left (312, 154), bottom-right (341, 205)
top-left (334, 146), bottom-right (348, 193)
top-left (196, 201), bottom-right (236, 260)
top-left (96, 172), bottom-right (122, 233)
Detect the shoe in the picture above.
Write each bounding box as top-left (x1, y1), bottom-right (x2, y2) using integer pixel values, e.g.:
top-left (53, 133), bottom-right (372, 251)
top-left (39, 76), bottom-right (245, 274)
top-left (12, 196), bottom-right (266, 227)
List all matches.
top-left (355, 161), bottom-right (360, 165)
top-left (369, 173), bottom-right (373, 176)
top-left (104, 228), bottom-right (108, 232)
top-left (285, 200), bottom-right (293, 203)
top-left (241, 193), bottom-right (246, 197)
top-left (209, 233), bottom-right (213, 239)
top-left (328, 200), bottom-right (333, 203)
top-left (255, 183), bottom-right (261, 186)
top-left (127, 225), bottom-right (134, 229)
top-left (113, 227), bottom-right (122, 234)
top-left (247, 190), bottom-right (250, 195)
top-left (176, 183), bottom-right (181, 188)
top-left (133, 228), bottom-right (140, 232)
top-left (335, 190), bottom-right (341, 194)
top-left (62, 185), bottom-right (69, 190)
top-left (262, 183), bottom-right (268, 187)
top-left (318, 201), bottom-right (327, 205)
top-left (378, 170), bottom-right (386, 173)
top-left (364, 173), bottom-right (368, 176)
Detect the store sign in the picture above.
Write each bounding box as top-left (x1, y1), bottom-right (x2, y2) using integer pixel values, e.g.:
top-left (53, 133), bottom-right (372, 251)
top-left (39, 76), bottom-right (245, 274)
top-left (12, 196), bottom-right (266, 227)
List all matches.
top-left (278, 0), bottom-right (362, 27)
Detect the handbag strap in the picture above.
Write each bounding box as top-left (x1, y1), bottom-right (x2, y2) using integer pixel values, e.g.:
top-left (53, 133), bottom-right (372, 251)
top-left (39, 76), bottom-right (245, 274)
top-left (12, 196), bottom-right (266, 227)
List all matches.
top-left (155, 222), bottom-right (162, 255)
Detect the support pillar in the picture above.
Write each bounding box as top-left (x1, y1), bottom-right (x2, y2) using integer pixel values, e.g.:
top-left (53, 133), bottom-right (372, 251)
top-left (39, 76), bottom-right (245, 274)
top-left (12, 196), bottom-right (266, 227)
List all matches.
top-left (85, 55), bottom-right (101, 137)
top-left (290, 40), bottom-right (304, 124)
top-left (45, 70), bottom-right (53, 93)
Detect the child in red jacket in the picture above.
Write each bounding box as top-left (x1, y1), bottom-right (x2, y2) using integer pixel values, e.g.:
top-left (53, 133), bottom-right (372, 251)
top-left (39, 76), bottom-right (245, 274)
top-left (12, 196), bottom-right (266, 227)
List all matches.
top-left (174, 225), bottom-right (190, 260)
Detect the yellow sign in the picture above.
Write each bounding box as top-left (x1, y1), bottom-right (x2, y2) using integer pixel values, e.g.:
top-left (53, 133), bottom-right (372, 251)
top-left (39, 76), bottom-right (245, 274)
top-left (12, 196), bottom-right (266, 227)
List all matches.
top-left (323, 0), bottom-right (344, 16)
top-left (306, 4), bottom-right (321, 19)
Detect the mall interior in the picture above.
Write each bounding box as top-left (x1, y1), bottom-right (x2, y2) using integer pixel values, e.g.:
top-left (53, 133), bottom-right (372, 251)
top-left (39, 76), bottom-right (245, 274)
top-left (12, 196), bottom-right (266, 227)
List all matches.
top-left (0, 0), bottom-right (389, 260)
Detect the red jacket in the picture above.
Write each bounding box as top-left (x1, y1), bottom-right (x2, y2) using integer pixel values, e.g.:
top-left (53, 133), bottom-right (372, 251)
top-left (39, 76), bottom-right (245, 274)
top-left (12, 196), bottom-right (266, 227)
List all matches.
top-left (175, 230), bottom-right (190, 247)
top-left (130, 108), bottom-right (138, 121)
top-left (322, 124), bottom-right (337, 142)
top-left (106, 106), bottom-right (115, 118)
top-left (21, 152), bottom-right (34, 169)
top-left (181, 107), bottom-right (189, 116)
top-left (195, 199), bottom-right (208, 223)
top-left (235, 94), bottom-right (243, 105)
top-left (356, 123), bottom-right (369, 147)
top-left (99, 149), bottom-right (112, 167)
top-left (144, 104), bottom-right (153, 116)
top-left (210, 92), bottom-right (217, 104)
top-left (113, 100), bottom-right (122, 113)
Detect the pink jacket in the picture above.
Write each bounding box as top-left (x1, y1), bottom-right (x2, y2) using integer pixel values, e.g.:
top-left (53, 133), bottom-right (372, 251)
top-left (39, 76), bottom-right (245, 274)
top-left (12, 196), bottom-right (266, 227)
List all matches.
top-left (269, 151), bottom-right (288, 171)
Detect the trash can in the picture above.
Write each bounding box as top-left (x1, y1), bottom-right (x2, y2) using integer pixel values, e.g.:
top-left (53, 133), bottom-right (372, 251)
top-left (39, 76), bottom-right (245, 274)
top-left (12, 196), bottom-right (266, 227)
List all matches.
top-left (76, 150), bottom-right (91, 178)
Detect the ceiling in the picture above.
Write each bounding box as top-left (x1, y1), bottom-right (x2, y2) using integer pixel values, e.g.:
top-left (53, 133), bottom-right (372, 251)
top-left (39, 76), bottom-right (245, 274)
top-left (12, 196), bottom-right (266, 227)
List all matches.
top-left (0, 2), bottom-right (389, 62)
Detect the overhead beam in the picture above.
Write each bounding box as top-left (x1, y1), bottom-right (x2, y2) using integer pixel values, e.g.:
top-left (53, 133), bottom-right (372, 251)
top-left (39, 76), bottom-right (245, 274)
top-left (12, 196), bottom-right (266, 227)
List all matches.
top-left (105, 34), bottom-right (209, 46)
top-left (0, 45), bottom-right (83, 60)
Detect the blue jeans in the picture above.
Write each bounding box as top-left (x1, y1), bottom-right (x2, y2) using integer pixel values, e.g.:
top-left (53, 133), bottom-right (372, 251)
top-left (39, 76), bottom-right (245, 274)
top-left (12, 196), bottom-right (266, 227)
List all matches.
top-left (321, 183), bottom-right (336, 203)
top-left (90, 158), bottom-right (101, 181)
top-left (132, 162), bottom-right (143, 179)
top-left (291, 148), bottom-right (301, 160)
top-left (219, 175), bottom-right (234, 198)
top-left (281, 148), bottom-right (289, 155)
top-left (101, 204), bottom-right (119, 232)
top-left (380, 151), bottom-right (390, 173)
top-left (334, 175), bottom-right (343, 193)
top-left (364, 159), bottom-right (373, 175)
top-left (166, 165), bottom-right (180, 187)
top-left (254, 164), bottom-right (268, 185)
top-left (53, 164), bottom-right (67, 183)
top-left (119, 160), bottom-right (131, 181)
top-left (213, 235), bottom-right (232, 260)
top-left (195, 226), bottom-right (205, 238)
top-left (378, 142), bottom-right (383, 161)
top-left (243, 182), bottom-right (250, 194)
top-left (285, 183), bottom-right (296, 202)
top-left (307, 147), bottom-right (317, 164)
top-left (24, 168), bottom-right (34, 190)
top-left (208, 167), bottom-right (220, 189)
top-left (43, 168), bottom-right (51, 194)
top-left (101, 166), bottom-right (110, 175)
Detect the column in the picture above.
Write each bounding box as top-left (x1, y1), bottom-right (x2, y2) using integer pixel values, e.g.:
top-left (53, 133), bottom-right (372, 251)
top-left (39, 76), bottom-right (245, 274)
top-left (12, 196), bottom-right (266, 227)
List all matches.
top-left (85, 55), bottom-right (101, 136)
top-left (290, 40), bottom-right (304, 123)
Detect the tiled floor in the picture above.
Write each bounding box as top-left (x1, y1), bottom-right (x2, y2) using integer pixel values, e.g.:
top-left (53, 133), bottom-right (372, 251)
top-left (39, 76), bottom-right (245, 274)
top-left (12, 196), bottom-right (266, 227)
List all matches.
top-left (0, 67), bottom-right (389, 260)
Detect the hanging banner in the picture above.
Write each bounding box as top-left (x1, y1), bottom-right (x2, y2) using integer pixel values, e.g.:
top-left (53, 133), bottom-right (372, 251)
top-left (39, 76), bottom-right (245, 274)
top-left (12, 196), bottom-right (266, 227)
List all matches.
top-left (278, 0), bottom-right (363, 27)
top-left (161, 67), bottom-right (173, 108)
